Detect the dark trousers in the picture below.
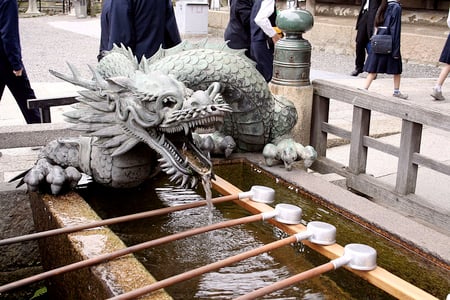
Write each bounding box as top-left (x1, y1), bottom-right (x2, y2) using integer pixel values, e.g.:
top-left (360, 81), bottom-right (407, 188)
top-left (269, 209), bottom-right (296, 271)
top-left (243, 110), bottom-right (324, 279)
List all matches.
top-left (355, 11), bottom-right (371, 71)
top-left (0, 67), bottom-right (41, 124)
top-left (251, 39), bottom-right (275, 82)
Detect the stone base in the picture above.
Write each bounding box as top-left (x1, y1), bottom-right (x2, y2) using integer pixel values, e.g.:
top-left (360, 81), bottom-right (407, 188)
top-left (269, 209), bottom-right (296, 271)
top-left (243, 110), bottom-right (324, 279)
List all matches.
top-left (269, 82), bottom-right (313, 146)
top-left (29, 192), bottom-right (172, 299)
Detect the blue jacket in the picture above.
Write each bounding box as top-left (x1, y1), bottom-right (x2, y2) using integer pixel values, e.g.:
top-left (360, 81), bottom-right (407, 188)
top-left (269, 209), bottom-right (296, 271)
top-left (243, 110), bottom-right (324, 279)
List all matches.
top-left (224, 0), bottom-right (253, 52)
top-left (107, 0), bottom-right (181, 60)
top-left (0, 0), bottom-right (23, 71)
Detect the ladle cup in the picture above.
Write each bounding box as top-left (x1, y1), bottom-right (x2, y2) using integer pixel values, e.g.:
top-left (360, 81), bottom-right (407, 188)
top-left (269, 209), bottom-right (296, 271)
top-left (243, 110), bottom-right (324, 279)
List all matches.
top-left (234, 243), bottom-right (377, 300)
top-left (238, 185), bottom-right (275, 203)
top-left (106, 221), bottom-right (339, 300)
top-left (0, 185), bottom-right (275, 246)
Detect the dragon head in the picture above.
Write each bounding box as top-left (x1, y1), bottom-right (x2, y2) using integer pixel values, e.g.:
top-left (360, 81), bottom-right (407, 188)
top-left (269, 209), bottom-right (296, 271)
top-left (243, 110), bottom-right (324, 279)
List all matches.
top-left (109, 71), bottom-right (232, 188)
top-left (56, 55), bottom-right (231, 189)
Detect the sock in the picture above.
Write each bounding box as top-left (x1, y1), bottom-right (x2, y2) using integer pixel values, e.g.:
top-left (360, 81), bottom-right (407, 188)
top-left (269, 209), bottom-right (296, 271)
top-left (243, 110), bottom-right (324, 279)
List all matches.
top-left (434, 85), bottom-right (442, 92)
top-left (393, 89), bottom-right (400, 95)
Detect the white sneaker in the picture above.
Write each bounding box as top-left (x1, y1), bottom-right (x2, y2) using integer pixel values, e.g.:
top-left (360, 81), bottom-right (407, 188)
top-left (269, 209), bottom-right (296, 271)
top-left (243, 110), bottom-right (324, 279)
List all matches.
top-left (431, 87), bottom-right (445, 101)
top-left (393, 92), bottom-right (408, 99)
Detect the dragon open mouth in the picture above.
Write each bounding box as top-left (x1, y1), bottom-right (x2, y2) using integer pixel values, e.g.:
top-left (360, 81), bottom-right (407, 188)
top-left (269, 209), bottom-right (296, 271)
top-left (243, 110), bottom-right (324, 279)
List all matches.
top-left (142, 103), bottom-right (232, 188)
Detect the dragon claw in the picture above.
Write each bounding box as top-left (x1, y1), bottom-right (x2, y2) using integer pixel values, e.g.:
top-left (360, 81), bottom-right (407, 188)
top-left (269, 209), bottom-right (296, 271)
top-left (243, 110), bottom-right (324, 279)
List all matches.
top-left (23, 159), bottom-right (83, 195)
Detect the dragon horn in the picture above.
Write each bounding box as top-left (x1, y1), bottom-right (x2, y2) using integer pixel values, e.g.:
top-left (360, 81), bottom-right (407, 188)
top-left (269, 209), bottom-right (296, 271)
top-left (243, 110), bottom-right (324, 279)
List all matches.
top-left (49, 62), bottom-right (97, 90)
top-left (88, 65), bottom-right (109, 90)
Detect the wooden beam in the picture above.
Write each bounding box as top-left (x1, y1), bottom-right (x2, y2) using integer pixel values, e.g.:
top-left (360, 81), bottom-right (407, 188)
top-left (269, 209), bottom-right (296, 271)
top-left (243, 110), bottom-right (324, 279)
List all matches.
top-left (211, 175), bottom-right (438, 300)
top-left (312, 79), bottom-right (450, 132)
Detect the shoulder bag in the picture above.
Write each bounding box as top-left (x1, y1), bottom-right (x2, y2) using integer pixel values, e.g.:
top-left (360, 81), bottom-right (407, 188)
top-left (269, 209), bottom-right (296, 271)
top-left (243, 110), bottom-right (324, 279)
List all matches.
top-left (370, 25), bottom-right (392, 55)
top-left (370, 34), bottom-right (392, 54)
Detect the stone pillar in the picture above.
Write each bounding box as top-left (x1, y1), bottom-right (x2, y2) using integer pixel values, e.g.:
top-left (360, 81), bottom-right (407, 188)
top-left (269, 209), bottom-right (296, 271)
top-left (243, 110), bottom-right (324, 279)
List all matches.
top-left (271, 7), bottom-right (314, 145)
top-left (269, 83), bottom-right (313, 146)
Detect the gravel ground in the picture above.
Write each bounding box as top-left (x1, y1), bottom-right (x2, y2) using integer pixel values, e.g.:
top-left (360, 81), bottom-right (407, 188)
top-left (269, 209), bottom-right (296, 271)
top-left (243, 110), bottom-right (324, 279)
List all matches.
top-left (18, 14), bottom-right (442, 83)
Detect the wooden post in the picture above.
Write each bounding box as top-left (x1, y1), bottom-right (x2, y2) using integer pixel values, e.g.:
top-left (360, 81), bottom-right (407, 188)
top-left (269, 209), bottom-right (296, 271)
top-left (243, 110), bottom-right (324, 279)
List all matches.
top-left (348, 106), bottom-right (371, 175)
top-left (310, 94), bottom-right (329, 157)
top-left (395, 120), bottom-right (422, 195)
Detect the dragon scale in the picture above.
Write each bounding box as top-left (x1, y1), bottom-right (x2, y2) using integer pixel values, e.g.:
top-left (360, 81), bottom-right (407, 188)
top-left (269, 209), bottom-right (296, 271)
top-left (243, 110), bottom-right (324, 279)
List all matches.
top-left (143, 43), bottom-right (297, 152)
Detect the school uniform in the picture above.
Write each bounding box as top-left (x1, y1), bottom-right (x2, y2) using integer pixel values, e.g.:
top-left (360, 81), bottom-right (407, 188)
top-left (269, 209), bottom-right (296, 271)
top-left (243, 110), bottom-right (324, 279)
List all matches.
top-left (0, 0), bottom-right (40, 124)
top-left (439, 35), bottom-right (450, 64)
top-left (107, 0), bottom-right (181, 61)
top-left (364, 0), bottom-right (403, 75)
top-left (224, 0), bottom-right (254, 58)
top-left (353, 0), bottom-right (381, 75)
top-left (250, 0), bottom-right (277, 82)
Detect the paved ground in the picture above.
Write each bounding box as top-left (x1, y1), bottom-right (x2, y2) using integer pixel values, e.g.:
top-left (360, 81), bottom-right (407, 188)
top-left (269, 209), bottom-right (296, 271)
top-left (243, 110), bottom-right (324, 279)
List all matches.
top-left (0, 13), bottom-right (449, 264)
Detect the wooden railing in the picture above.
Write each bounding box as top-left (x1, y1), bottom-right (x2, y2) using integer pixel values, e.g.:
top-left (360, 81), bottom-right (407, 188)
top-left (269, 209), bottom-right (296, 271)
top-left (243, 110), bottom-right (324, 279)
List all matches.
top-left (309, 79), bottom-right (450, 231)
top-left (27, 96), bottom-right (78, 123)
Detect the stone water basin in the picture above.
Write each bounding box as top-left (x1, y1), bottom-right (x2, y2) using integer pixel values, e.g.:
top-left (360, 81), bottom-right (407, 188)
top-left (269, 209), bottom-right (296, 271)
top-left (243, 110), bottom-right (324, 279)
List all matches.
top-left (72, 161), bottom-right (449, 299)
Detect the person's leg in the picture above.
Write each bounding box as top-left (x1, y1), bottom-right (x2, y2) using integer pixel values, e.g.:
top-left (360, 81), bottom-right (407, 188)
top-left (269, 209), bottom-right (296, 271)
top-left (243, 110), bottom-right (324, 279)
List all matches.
top-left (435, 63), bottom-right (450, 89)
top-left (392, 74), bottom-right (408, 99)
top-left (250, 40), bottom-right (274, 82)
top-left (430, 65), bottom-right (449, 100)
top-left (393, 74), bottom-right (401, 90)
top-left (6, 68), bottom-right (41, 123)
top-left (363, 73), bottom-right (377, 89)
top-left (352, 14), bottom-right (368, 76)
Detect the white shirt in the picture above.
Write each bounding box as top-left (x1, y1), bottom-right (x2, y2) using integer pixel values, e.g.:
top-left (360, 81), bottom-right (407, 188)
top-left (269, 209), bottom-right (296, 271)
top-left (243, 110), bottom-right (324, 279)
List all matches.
top-left (363, 0), bottom-right (369, 11)
top-left (254, 0), bottom-right (277, 38)
top-left (447, 7), bottom-right (450, 29)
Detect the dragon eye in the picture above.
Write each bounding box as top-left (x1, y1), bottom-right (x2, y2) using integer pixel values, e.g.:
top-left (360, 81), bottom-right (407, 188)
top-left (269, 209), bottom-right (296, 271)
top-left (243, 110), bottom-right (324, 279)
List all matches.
top-left (162, 97), bottom-right (178, 108)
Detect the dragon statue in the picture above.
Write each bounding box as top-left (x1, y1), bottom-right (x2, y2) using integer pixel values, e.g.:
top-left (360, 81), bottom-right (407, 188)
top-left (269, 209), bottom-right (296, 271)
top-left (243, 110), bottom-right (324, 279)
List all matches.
top-left (17, 41), bottom-right (313, 195)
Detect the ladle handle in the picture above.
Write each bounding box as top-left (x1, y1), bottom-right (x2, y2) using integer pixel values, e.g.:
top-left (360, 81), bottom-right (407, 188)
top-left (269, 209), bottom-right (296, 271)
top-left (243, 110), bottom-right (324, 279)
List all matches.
top-left (234, 262), bottom-right (335, 300)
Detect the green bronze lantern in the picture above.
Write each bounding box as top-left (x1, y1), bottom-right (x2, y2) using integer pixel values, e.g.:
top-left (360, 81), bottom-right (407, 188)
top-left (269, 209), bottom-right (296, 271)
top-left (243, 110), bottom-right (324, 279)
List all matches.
top-left (272, 5), bottom-right (314, 86)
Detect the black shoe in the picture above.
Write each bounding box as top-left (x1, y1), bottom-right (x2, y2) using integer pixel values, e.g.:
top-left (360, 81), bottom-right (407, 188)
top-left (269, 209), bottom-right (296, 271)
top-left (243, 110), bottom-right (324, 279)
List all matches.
top-left (350, 69), bottom-right (363, 76)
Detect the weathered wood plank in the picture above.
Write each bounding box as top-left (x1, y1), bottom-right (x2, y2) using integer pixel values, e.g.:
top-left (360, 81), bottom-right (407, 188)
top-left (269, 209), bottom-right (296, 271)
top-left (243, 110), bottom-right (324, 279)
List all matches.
top-left (346, 173), bottom-right (450, 232)
top-left (321, 123), bottom-right (351, 140)
top-left (413, 153), bottom-right (450, 176)
top-left (312, 79), bottom-right (450, 131)
top-left (27, 96), bottom-right (78, 123)
top-left (362, 136), bottom-right (399, 157)
top-left (349, 107), bottom-right (370, 174)
top-left (310, 94), bottom-right (329, 156)
top-left (27, 96), bottom-right (78, 109)
top-left (395, 121), bottom-right (422, 195)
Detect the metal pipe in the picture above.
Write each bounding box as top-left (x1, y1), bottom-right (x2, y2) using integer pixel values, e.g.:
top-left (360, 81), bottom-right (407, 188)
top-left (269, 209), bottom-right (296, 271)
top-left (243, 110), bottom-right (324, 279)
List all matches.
top-left (107, 221), bottom-right (336, 300)
top-left (0, 186), bottom-right (274, 246)
top-left (0, 206), bottom-right (284, 293)
top-left (234, 244), bottom-right (377, 300)
top-left (107, 231), bottom-right (315, 300)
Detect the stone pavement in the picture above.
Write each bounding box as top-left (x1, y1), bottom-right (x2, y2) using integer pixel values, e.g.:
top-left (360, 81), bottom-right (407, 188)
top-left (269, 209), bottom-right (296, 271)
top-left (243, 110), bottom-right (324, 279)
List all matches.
top-left (0, 14), bottom-right (449, 262)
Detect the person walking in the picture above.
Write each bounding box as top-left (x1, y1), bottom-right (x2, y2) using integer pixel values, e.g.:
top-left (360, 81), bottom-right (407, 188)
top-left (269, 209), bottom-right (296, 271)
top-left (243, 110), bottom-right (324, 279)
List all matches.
top-left (250, 0), bottom-right (280, 82)
top-left (363, 0), bottom-right (408, 99)
top-left (104, 0), bottom-right (182, 61)
top-left (0, 0), bottom-right (41, 123)
top-left (430, 7), bottom-right (450, 101)
top-left (351, 0), bottom-right (381, 76)
top-left (97, 0), bottom-right (111, 62)
top-left (224, 0), bottom-right (254, 58)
